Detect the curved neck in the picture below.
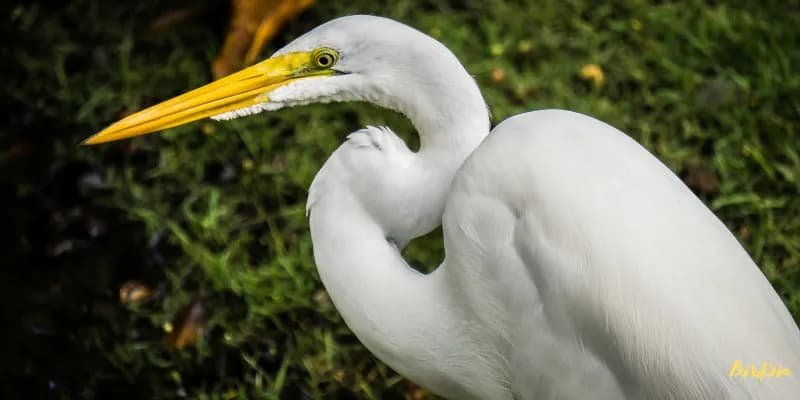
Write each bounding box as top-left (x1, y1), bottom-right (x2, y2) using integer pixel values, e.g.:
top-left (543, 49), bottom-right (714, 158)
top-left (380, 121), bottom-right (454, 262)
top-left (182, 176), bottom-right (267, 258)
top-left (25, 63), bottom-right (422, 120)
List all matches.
top-left (390, 63), bottom-right (491, 235)
top-left (410, 81), bottom-right (490, 156)
top-left (370, 45), bottom-right (491, 159)
top-left (307, 46), bottom-right (491, 398)
top-left (309, 193), bottom-right (475, 398)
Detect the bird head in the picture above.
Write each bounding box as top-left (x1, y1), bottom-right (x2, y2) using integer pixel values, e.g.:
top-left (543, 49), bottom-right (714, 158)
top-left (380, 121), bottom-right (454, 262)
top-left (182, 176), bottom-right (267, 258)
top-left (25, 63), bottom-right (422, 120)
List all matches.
top-left (83, 15), bottom-right (476, 145)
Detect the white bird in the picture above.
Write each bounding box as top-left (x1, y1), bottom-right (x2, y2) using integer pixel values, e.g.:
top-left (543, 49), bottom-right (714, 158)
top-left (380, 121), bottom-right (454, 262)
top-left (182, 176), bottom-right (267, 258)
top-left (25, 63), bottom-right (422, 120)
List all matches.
top-left (85, 15), bottom-right (800, 400)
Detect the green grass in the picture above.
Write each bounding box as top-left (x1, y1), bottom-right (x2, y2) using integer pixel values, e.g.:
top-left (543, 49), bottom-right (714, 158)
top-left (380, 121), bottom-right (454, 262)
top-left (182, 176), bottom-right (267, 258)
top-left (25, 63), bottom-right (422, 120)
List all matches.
top-left (2, 0), bottom-right (799, 398)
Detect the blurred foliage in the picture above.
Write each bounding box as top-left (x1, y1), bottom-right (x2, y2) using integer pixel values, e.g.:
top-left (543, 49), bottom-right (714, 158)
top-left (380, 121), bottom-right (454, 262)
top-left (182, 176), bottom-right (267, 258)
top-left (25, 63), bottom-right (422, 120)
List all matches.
top-left (1, 0), bottom-right (799, 398)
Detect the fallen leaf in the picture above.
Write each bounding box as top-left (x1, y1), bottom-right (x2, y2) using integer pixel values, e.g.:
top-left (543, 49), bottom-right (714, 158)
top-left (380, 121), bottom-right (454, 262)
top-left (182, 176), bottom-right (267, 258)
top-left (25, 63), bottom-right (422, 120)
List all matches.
top-left (682, 164), bottom-right (719, 197)
top-left (119, 280), bottom-right (154, 305)
top-left (165, 297), bottom-right (207, 351)
top-left (579, 64), bottom-right (605, 87)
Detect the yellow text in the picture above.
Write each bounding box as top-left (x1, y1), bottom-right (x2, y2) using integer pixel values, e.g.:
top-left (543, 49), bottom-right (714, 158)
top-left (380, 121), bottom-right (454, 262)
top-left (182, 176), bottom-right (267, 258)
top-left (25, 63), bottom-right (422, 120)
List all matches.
top-left (729, 360), bottom-right (792, 382)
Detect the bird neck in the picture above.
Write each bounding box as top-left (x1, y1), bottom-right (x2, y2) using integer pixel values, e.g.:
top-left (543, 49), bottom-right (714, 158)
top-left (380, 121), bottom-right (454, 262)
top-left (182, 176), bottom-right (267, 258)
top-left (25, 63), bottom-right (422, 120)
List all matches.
top-left (308, 193), bottom-right (474, 398)
top-left (396, 68), bottom-right (491, 236)
top-left (307, 51), bottom-right (491, 397)
top-left (408, 80), bottom-right (490, 159)
top-left (366, 44), bottom-right (490, 158)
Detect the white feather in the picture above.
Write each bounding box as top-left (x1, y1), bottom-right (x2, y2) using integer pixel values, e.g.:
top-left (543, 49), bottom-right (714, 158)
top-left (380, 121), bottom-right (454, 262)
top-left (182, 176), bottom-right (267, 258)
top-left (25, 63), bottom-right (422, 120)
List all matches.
top-left (212, 15), bottom-right (799, 400)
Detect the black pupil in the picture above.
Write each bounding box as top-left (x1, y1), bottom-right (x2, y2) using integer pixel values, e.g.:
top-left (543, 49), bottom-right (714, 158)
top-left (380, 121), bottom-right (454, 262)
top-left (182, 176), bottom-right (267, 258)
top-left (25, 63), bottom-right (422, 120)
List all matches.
top-left (318, 54), bottom-right (332, 66)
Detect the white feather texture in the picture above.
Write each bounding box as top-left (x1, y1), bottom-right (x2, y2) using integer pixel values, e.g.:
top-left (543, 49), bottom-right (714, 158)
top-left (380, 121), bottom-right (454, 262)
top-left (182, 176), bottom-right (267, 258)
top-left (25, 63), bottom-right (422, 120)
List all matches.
top-left (213, 15), bottom-right (800, 400)
top-left (211, 103), bottom-right (278, 121)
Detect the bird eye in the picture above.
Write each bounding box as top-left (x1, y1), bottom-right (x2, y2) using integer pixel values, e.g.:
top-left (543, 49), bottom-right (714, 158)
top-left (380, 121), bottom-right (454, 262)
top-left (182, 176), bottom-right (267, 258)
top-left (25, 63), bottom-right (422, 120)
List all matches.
top-left (313, 48), bottom-right (339, 69)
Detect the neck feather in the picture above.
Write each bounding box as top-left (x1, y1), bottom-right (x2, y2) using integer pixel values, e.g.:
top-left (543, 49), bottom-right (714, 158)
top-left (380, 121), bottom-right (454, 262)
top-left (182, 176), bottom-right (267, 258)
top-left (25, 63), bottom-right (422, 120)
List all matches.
top-left (307, 46), bottom-right (492, 398)
top-left (371, 46), bottom-right (491, 157)
top-left (411, 81), bottom-right (490, 156)
top-left (309, 193), bottom-right (476, 398)
top-left (408, 74), bottom-right (490, 234)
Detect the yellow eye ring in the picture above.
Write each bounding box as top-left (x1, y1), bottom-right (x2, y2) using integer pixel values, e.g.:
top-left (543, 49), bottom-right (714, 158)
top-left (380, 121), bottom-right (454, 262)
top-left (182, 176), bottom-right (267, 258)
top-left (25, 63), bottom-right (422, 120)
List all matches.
top-left (313, 48), bottom-right (339, 69)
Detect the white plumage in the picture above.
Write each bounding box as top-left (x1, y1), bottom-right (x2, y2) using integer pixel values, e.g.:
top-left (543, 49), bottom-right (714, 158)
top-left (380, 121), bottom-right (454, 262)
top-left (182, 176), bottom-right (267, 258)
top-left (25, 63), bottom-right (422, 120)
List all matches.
top-left (308, 109), bottom-right (800, 399)
top-left (295, 16), bottom-right (800, 399)
top-left (88, 14), bottom-right (800, 400)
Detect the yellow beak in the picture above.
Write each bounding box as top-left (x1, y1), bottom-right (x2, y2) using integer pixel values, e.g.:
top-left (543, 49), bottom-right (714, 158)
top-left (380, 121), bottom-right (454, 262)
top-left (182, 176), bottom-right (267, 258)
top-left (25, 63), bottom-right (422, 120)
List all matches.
top-left (83, 52), bottom-right (328, 145)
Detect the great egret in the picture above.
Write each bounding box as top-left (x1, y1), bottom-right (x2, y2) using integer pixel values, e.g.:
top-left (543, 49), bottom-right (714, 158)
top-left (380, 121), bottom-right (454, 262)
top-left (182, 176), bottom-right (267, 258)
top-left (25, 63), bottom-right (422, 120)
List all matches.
top-left (85, 15), bottom-right (800, 400)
